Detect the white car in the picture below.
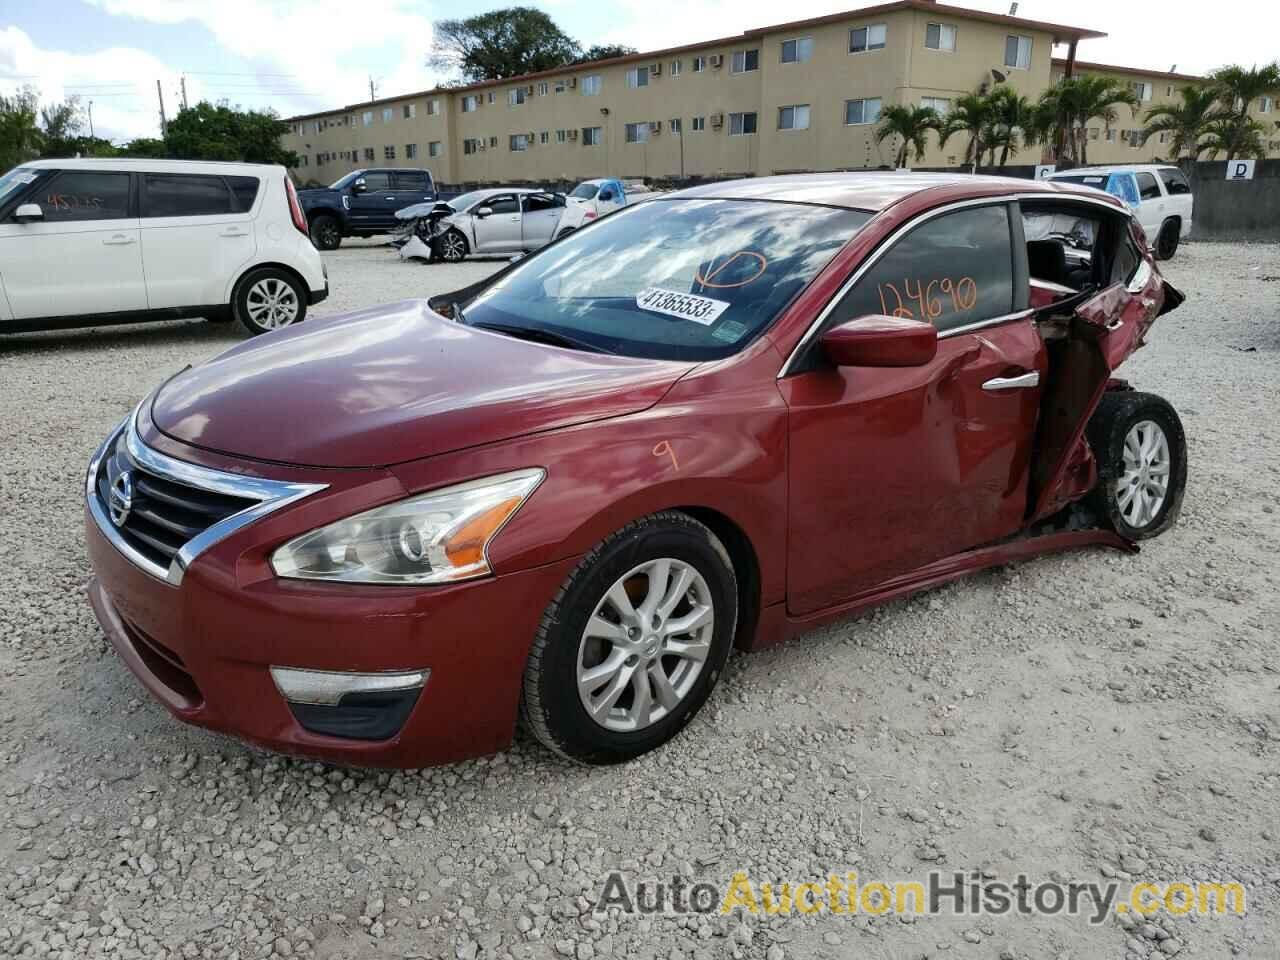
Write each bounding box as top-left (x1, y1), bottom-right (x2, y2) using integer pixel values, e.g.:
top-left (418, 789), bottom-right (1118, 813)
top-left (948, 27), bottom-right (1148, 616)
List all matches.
top-left (404, 188), bottom-right (567, 262)
top-left (556, 179), bottom-right (667, 238)
top-left (1047, 164), bottom-right (1193, 260)
top-left (0, 158), bottom-right (328, 336)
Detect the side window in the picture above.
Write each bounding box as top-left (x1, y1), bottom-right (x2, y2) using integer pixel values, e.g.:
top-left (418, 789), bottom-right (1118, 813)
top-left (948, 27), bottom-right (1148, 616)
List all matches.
top-left (39, 171), bottom-right (131, 222)
top-left (522, 193), bottom-right (561, 213)
top-left (1136, 172), bottom-right (1161, 201)
top-left (395, 172), bottom-right (430, 192)
top-left (832, 206), bottom-right (1014, 334)
top-left (1110, 229), bottom-right (1142, 287)
top-left (486, 195), bottom-right (519, 215)
top-left (1158, 168), bottom-right (1191, 195)
top-left (226, 176), bottom-right (261, 212)
top-left (143, 174), bottom-right (233, 217)
top-left (361, 172), bottom-right (392, 192)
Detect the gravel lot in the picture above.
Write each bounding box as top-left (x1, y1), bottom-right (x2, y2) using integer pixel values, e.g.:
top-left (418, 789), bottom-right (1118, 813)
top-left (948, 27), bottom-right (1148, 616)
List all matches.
top-left (1, 239), bottom-right (1278, 960)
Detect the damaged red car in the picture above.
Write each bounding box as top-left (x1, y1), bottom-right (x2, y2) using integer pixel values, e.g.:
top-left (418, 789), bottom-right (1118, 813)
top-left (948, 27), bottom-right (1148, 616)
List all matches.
top-left (84, 173), bottom-right (1187, 768)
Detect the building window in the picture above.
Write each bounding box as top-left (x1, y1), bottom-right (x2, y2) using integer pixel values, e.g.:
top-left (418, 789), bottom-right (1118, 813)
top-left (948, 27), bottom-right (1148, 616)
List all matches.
top-left (691, 115), bottom-right (706, 132)
top-left (778, 104), bottom-right (810, 130)
top-left (509, 133), bottom-right (529, 151)
top-left (1158, 131), bottom-right (1170, 144)
top-left (692, 56), bottom-right (706, 72)
top-left (849, 24), bottom-right (887, 53)
top-left (624, 122), bottom-right (650, 143)
top-left (539, 130), bottom-right (549, 144)
top-left (556, 129), bottom-right (567, 143)
top-left (362, 111), bottom-right (373, 126)
top-left (463, 138), bottom-right (479, 155)
top-left (405, 143), bottom-right (418, 159)
top-left (1130, 81), bottom-right (1152, 101)
top-left (383, 145), bottom-right (396, 159)
top-left (487, 91), bottom-right (496, 104)
top-left (509, 87), bottom-right (526, 106)
top-left (363, 147), bottom-right (375, 161)
top-left (427, 99), bottom-right (440, 115)
top-left (462, 95), bottom-right (477, 112)
top-left (669, 117), bottom-right (683, 134)
top-left (536, 81), bottom-right (549, 96)
top-left (728, 111), bottom-right (757, 135)
top-left (583, 126), bottom-right (602, 146)
top-left (382, 107), bottom-right (393, 122)
top-left (488, 135), bottom-right (498, 147)
top-left (554, 79), bottom-right (567, 93)
top-left (626, 67), bottom-right (649, 89)
top-left (1165, 85), bottom-right (1173, 97)
top-left (403, 103), bottom-right (416, 119)
top-left (1088, 127), bottom-right (1099, 140)
top-left (1003, 35), bottom-right (1031, 69)
top-left (924, 22), bottom-right (956, 52)
top-left (1259, 96), bottom-right (1274, 113)
top-left (920, 96), bottom-right (951, 114)
top-left (731, 49), bottom-right (759, 73)
top-left (429, 141), bottom-right (442, 157)
top-left (844, 97), bottom-right (882, 125)
top-left (1105, 128), bottom-right (1117, 142)
top-left (582, 74), bottom-right (602, 96)
top-left (780, 37), bottom-right (814, 64)
top-left (667, 59), bottom-right (680, 78)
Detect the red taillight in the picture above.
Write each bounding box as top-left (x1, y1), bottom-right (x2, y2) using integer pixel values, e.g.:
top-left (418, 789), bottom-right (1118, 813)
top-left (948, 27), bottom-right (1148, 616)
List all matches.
top-left (584, 210), bottom-right (597, 220)
top-left (285, 176), bottom-right (308, 236)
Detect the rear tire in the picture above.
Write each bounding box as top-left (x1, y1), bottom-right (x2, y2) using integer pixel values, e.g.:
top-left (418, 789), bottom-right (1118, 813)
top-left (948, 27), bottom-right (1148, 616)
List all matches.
top-left (309, 214), bottom-right (342, 251)
top-left (233, 267), bottom-right (307, 336)
top-left (1154, 219), bottom-right (1180, 260)
top-left (520, 512), bottom-right (737, 765)
top-left (1087, 391), bottom-right (1186, 540)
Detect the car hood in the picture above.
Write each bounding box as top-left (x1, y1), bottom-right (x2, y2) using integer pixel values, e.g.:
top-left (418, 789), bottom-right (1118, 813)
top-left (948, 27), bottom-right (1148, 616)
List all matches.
top-left (296, 187), bottom-right (337, 202)
top-left (149, 301), bottom-right (694, 468)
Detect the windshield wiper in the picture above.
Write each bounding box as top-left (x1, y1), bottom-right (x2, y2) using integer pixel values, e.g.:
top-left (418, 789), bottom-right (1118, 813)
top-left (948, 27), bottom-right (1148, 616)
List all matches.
top-left (469, 320), bottom-right (608, 354)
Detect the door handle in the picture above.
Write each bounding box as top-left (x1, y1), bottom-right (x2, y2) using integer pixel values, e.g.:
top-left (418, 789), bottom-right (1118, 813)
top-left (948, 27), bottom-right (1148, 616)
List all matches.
top-left (982, 371), bottom-right (1040, 391)
top-left (102, 235), bottom-right (136, 245)
top-left (220, 229), bottom-right (249, 238)
top-left (384, 196), bottom-right (396, 200)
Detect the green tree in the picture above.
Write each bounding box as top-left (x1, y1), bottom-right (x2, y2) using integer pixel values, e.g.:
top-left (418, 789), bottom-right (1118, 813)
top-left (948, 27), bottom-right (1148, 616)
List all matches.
top-left (1140, 85), bottom-right (1222, 163)
top-left (37, 97), bottom-right (86, 158)
top-left (162, 101), bottom-right (298, 165)
top-left (1200, 115), bottom-right (1267, 161)
top-left (119, 137), bottom-right (167, 158)
top-left (1037, 74), bottom-right (1138, 166)
top-left (0, 86), bottom-right (43, 171)
top-left (938, 93), bottom-right (992, 173)
top-left (573, 44), bottom-right (637, 65)
top-left (983, 87), bottom-right (1035, 167)
top-left (430, 7), bottom-right (582, 82)
top-left (875, 104), bottom-right (940, 168)
top-left (1206, 62), bottom-right (1280, 160)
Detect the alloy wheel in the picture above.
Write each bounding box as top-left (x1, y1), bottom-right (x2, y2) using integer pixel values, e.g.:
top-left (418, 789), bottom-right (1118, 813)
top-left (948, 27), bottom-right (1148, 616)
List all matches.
top-left (312, 220), bottom-right (339, 249)
top-left (440, 232), bottom-right (466, 261)
top-left (245, 277), bottom-right (300, 329)
top-left (576, 558), bottom-right (714, 733)
top-left (1116, 419), bottom-right (1171, 529)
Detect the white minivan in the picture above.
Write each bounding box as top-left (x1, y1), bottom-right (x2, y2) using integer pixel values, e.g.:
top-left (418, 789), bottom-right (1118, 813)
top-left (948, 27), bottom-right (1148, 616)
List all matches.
top-left (0, 158), bottom-right (328, 336)
top-left (1047, 164), bottom-right (1194, 260)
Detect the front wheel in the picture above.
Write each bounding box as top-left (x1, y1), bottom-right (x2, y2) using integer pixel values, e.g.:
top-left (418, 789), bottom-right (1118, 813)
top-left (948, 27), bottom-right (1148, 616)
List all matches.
top-left (309, 214), bottom-right (342, 251)
top-left (435, 229), bottom-right (468, 262)
top-left (521, 512), bottom-right (737, 765)
top-left (233, 267), bottom-right (307, 336)
top-left (1087, 391), bottom-right (1187, 540)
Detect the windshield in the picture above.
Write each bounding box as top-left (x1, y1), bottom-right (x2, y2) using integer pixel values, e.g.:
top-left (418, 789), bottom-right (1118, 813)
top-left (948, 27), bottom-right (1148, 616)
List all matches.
top-left (570, 183), bottom-right (600, 200)
top-left (328, 171), bottom-right (360, 189)
top-left (0, 167), bottom-right (39, 204)
top-left (461, 198), bottom-right (871, 361)
top-left (444, 190), bottom-right (490, 213)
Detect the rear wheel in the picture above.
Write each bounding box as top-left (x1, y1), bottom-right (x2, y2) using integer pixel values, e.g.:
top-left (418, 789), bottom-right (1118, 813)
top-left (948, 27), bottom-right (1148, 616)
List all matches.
top-left (1087, 391), bottom-right (1186, 540)
top-left (521, 512), bottom-right (737, 765)
top-left (233, 267), bottom-right (307, 336)
top-left (309, 214), bottom-right (342, 251)
top-left (1154, 219), bottom-right (1180, 260)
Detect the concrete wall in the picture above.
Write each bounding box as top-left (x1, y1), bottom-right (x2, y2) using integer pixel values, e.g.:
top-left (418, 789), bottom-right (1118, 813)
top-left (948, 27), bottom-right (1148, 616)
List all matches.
top-left (1186, 159), bottom-right (1280, 241)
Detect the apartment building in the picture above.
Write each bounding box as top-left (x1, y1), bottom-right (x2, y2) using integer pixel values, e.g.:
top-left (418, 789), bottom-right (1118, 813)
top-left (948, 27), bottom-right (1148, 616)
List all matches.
top-left (279, 0), bottom-right (1272, 187)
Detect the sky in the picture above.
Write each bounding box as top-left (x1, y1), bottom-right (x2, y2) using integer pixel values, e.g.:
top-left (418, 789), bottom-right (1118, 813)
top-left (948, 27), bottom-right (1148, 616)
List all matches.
top-left (1, 0), bottom-right (1277, 143)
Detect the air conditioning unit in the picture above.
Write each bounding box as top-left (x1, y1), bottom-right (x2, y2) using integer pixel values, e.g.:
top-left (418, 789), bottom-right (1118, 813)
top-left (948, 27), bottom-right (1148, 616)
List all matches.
top-left (567, 129), bottom-right (579, 140)
top-left (710, 112), bottom-right (724, 128)
top-left (478, 142), bottom-right (486, 151)
top-left (525, 85), bottom-right (534, 95)
top-left (649, 121), bottom-right (662, 134)
top-left (649, 63), bottom-right (662, 76)
top-left (710, 54), bottom-right (724, 68)
top-left (568, 77), bottom-right (578, 88)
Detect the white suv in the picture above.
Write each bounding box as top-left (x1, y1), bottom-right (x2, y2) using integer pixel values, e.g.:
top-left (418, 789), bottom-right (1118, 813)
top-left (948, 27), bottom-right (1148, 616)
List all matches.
top-left (1047, 164), bottom-right (1194, 260)
top-left (0, 158), bottom-right (328, 336)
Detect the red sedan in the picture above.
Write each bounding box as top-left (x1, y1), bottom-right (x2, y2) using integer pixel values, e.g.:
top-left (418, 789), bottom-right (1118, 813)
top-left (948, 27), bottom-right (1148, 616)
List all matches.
top-left (85, 173), bottom-right (1186, 768)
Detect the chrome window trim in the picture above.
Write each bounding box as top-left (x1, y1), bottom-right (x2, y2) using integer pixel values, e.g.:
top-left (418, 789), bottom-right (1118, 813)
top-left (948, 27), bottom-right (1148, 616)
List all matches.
top-left (777, 191), bottom-right (1127, 378)
top-left (86, 406), bottom-right (327, 586)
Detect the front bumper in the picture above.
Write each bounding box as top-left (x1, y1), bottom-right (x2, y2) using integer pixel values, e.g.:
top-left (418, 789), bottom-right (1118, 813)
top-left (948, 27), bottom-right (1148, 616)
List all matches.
top-left (84, 419), bottom-right (576, 768)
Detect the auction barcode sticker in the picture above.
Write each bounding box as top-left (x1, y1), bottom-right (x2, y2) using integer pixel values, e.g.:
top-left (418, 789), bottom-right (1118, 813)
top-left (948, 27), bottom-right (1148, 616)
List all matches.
top-left (636, 288), bottom-right (730, 326)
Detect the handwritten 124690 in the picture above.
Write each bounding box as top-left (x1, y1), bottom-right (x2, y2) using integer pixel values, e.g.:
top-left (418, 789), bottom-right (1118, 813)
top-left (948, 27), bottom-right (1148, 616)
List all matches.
top-left (878, 276), bottom-right (977, 322)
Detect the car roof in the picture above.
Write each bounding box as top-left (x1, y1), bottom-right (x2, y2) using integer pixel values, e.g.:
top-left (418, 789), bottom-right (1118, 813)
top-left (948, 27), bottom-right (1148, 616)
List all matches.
top-left (1048, 164), bottom-right (1179, 177)
top-left (668, 172), bottom-right (1125, 213)
top-left (20, 158), bottom-right (282, 175)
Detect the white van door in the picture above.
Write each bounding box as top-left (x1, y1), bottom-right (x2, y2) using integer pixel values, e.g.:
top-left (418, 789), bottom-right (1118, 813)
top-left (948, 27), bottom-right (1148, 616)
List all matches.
top-left (139, 173), bottom-right (257, 310)
top-left (1133, 171), bottom-right (1166, 239)
top-left (0, 169), bottom-right (147, 320)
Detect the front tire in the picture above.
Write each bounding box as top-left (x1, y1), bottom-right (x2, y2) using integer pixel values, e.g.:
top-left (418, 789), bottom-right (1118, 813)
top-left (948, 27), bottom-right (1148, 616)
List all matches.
top-left (435, 228), bottom-right (468, 262)
top-left (309, 214), bottom-right (342, 251)
top-left (1087, 391), bottom-right (1187, 540)
top-left (521, 512), bottom-right (737, 765)
top-left (1154, 219), bottom-right (1180, 260)
top-left (233, 267), bottom-right (307, 336)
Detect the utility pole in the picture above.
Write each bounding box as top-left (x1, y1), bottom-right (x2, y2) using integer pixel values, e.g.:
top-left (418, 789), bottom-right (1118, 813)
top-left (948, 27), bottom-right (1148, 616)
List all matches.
top-left (180, 75), bottom-right (188, 110)
top-left (87, 100), bottom-right (94, 139)
top-left (369, 76), bottom-right (378, 102)
top-left (156, 78), bottom-right (167, 134)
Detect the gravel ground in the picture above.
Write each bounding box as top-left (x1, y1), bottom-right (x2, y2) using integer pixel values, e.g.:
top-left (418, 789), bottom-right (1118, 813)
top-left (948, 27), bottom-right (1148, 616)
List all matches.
top-left (1, 239), bottom-right (1278, 960)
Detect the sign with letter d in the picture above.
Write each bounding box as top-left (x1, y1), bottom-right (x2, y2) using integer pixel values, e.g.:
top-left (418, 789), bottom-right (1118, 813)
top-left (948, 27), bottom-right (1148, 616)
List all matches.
top-left (1225, 160), bottom-right (1256, 181)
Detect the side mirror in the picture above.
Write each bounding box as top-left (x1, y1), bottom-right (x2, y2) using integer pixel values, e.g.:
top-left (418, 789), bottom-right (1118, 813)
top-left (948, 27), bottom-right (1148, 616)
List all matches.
top-left (820, 315), bottom-right (937, 367)
top-left (351, 179), bottom-right (367, 194)
top-left (474, 206), bottom-right (493, 219)
top-left (13, 203), bottom-right (43, 223)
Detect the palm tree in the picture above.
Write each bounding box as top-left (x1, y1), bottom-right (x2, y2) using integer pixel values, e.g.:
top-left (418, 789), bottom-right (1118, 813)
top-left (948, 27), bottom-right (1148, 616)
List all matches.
top-left (0, 87), bottom-right (44, 170)
top-left (1037, 74), bottom-right (1138, 166)
top-left (1207, 62), bottom-right (1280, 160)
top-left (984, 88), bottom-right (1034, 167)
top-left (874, 104), bottom-right (941, 168)
top-left (1140, 85), bottom-right (1222, 163)
top-left (1201, 115), bottom-right (1267, 162)
top-left (938, 93), bottom-right (992, 173)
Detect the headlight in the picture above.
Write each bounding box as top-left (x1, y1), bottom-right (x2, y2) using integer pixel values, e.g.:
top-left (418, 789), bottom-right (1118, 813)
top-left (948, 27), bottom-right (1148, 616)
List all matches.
top-left (271, 469), bottom-right (543, 585)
